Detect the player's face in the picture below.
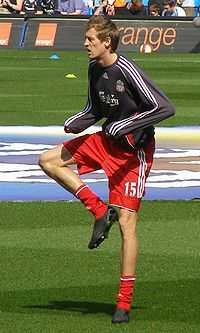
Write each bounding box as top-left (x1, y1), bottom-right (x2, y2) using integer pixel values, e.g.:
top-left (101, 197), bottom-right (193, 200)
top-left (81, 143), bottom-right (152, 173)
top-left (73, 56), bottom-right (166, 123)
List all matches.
top-left (84, 28), bottom-right (110, 60)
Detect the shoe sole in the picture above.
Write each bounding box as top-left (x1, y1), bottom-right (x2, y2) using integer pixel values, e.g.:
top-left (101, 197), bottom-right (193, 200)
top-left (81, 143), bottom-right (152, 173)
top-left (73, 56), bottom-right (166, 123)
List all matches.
top-left (112, 317), bottom-right (129, 324)
top-left (88, 206), bottom-right (118, 249)
top-left (112, 309), bottom-right (129, 324)
top-left (104, 207), bottom-right (118, 238)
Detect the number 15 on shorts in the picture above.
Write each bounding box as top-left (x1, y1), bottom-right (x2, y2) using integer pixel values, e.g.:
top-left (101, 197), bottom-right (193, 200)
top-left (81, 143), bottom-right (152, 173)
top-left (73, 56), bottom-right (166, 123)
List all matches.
top-left (124, 182), bottom-right (137, 197)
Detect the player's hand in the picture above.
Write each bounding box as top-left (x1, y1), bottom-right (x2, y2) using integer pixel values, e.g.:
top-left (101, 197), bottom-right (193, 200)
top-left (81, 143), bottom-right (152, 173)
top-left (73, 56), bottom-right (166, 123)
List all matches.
top-left (104, 126), bottom-right (137, 148)
top-left (123, 133), bottom-right (136, 148)
top-left (64, 125), bottom-right (82, 134)
top-left (123, 130), bottom-right (147, 148)
top-left (104, 124), bottom-right (147, 149)
top-left (64, 125), bottom-right (71, 133)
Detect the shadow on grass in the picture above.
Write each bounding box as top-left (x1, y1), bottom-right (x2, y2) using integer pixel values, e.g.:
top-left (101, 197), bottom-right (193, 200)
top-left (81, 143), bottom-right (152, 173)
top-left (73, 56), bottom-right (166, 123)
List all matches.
top-left (25, 300), bottom-right (115, 315)
top-left (1, 279), bottom-right (200, 323)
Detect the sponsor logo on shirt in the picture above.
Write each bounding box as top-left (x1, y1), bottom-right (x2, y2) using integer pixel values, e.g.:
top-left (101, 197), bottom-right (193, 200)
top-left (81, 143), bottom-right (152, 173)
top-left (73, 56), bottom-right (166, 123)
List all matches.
top-left (99, 91), bottom-right (119, 107)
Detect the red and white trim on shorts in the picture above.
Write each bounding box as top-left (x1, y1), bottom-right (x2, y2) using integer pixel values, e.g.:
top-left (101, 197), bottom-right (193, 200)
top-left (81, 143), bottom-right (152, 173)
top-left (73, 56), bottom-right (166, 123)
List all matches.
top-left (109, 204), bottom-right (137, 213)
top-left (137, 148), bottom-right (147, 199)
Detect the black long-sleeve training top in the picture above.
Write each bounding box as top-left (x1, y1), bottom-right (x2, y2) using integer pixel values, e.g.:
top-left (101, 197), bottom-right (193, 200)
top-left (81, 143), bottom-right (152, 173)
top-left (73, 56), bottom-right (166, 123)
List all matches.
top-left (64, 54), bottom-right (175, 150)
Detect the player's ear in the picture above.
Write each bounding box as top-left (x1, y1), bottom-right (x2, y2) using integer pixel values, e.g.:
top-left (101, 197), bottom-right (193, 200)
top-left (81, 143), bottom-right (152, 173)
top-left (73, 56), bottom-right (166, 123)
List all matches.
top-left (105, 36), bottom-right (112, 49)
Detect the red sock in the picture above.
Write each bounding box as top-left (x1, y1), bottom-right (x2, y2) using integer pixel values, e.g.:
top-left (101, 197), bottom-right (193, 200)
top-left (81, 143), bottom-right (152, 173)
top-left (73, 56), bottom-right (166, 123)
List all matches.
top-left (116, 275), bottom-right (136, 312)
top-left (75, 184), bottom-right (107, 219)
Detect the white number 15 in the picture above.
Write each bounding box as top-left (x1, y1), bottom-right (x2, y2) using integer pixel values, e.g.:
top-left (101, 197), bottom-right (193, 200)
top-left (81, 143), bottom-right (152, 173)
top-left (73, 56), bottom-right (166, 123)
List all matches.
top-left (124, 182), bottom-right (136, 197)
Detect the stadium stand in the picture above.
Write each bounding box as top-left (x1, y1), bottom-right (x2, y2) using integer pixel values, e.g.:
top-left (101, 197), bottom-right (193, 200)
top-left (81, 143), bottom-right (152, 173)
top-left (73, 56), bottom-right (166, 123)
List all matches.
top-left (0, 0), bottom-right (200, 15)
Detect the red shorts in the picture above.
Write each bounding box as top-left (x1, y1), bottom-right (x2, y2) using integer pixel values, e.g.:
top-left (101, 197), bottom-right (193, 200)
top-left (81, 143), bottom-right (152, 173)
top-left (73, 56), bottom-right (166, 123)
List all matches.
top-left (63, 131), bottom-right (155, 211)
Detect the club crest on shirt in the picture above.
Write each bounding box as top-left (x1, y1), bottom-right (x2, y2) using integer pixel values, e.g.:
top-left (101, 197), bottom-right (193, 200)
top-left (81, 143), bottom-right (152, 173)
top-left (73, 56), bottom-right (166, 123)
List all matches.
top-left (116, 80), bottom-right (125, 92)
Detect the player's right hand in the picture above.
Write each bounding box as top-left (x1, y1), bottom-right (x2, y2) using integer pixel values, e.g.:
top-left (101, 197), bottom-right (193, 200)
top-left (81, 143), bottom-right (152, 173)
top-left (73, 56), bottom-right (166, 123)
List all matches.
top-left (64, 125), bottom-right (71, 133)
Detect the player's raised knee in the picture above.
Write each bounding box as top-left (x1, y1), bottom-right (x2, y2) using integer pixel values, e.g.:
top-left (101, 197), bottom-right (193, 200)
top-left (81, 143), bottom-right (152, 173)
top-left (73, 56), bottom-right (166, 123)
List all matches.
top-left (38, 151), bottom-right (52, 172)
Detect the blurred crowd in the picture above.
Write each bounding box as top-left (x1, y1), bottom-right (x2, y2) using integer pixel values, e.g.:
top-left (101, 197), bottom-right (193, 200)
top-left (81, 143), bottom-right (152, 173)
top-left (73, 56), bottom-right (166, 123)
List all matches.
top-left (0, 0), bottom-right (199, 17)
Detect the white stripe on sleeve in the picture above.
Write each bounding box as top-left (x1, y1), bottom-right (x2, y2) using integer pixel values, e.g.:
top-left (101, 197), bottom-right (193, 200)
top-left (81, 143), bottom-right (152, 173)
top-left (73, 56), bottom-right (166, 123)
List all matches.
top-left (108, 56), bottom-right (159, 136)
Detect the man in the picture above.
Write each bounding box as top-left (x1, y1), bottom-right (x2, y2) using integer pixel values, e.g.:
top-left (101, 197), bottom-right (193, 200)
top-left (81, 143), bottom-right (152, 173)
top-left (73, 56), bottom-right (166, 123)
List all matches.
top-left (105, 0), bottom-right (127, 16)
top-left (127, 0), bottom-right (148, 16)
top-left (181, 0), bottom-right (195, 16)
top-left (162, 0), bottom-right (186, 15)
top-left (1, 0), bottom-right (23, 13)
top-left (57, 0), bottom-right (86, 15)
top-left (149, 3), bottom-right (162, 15)
top-left (39, 16), bottom-right (175, 324)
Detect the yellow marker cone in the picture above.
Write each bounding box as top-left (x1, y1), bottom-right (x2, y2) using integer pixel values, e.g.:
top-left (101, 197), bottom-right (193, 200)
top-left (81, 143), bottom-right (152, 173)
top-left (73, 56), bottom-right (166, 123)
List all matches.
top-left (65, 73), bottom-right (77, 79)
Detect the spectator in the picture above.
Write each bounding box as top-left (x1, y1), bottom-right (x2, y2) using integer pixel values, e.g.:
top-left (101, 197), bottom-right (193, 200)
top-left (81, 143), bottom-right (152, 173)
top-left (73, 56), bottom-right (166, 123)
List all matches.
top-left (86, 0), bottom-right (94, 15)
top-left (0, 0), bottom-right (11, 12)
top-left (94, 0), bottom-right (110, 14)
top-left (162, 0), bottom-right (186, 15)
top-left (181, 0), bottom-right (195, 15)
top-left (1, 0), bottom-right (23, 13)
top-left (106, 2), bottom-right (116, 14)
top-left (20, 0), bottom-right (37, 15)
top-left (142, 0), bottom-right (148, 10)
top-left (96, 0), bottom-right (153, 16)
top-left (149, 1), bottom-right (161, 13)
top-left (36, 0), bottom-right (55, 14)
top-left (148, 0), bottom-right (165, 13)
top-left (111, 0), bottom-right (127, 15)
top-left (57, 0), bottom-right (87, 14)
top-left (95, 0), bottom-right (128, 16)
top-left (127, 0), bottom-right (147, 15)
top-left (196, 0), bottom-right (200, 15)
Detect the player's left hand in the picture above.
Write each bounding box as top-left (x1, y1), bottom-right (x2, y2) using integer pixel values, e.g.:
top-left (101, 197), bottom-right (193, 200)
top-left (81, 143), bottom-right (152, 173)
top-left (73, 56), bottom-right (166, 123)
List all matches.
top-left (104, 124), bottom-right (147, 149)
top-left (123, 133), bottom-right (136, 148)
top-left (123, 130), bottom-right (148, 148)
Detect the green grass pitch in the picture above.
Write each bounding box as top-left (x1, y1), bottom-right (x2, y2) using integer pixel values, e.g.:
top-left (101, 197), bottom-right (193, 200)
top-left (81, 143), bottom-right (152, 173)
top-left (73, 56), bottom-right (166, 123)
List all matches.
top-left (0, 50), bottom-right (199, 331)
top-left (0, 50), bottom-right (200, 126)
top-left (0, 201), bottom-right (199, 332)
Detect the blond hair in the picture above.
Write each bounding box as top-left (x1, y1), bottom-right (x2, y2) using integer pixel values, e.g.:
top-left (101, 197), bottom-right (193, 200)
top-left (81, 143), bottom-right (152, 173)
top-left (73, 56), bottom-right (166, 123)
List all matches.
top-left (86, 16), bottom-right (120, 52)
